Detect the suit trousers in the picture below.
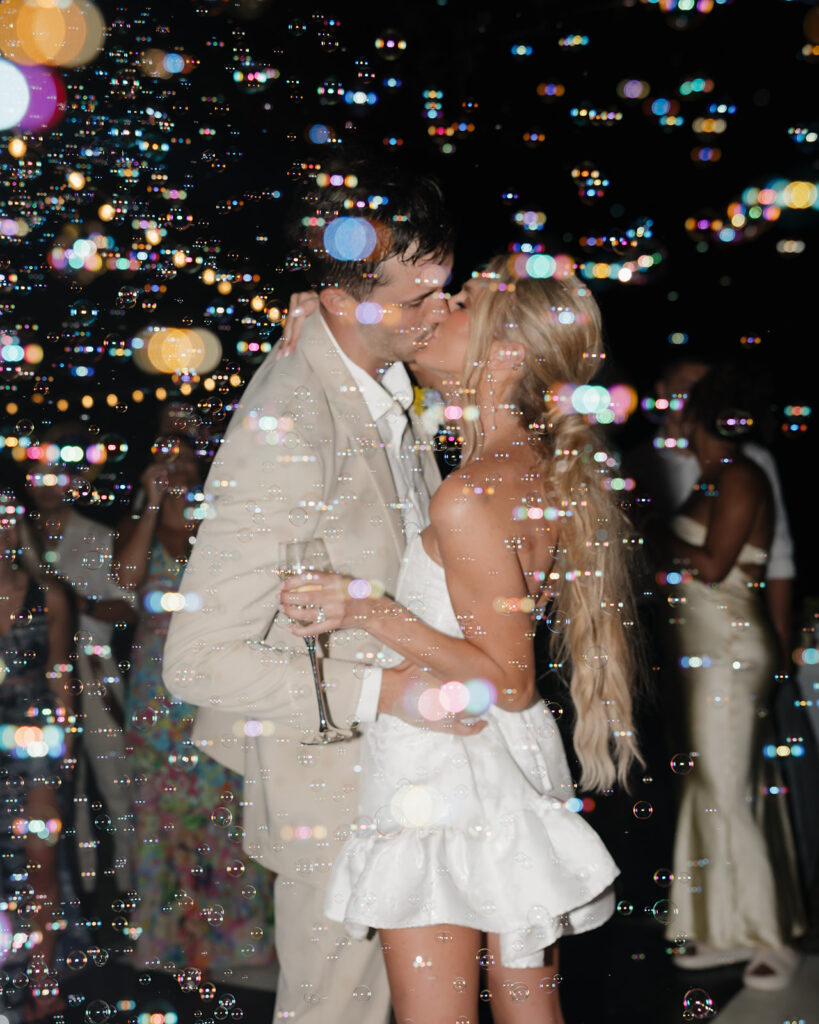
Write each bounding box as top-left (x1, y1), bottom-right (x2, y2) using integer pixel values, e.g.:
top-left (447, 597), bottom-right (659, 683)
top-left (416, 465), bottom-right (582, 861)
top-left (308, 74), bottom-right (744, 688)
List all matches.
top-left (273, 875), bottom-right (390, 1023)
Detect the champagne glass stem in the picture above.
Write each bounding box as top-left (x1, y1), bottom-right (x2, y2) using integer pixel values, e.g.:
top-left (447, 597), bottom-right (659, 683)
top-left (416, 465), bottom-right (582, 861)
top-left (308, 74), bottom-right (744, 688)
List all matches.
top-left (303, 635), bottom-right (330, 734)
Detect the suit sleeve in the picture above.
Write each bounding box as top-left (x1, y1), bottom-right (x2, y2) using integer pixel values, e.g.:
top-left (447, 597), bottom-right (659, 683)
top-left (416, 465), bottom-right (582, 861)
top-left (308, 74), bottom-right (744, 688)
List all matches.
top-left (162, 380), bottom-right (367, 730)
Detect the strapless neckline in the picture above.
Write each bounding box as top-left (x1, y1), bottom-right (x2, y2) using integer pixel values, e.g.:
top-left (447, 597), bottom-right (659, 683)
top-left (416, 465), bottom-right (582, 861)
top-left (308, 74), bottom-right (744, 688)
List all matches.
top-left (394, 531), bottom-right (461, 640)
top-left (409, 530), bottom-right (442, 572)
top-left (671, 513), bottom-right (768, 567)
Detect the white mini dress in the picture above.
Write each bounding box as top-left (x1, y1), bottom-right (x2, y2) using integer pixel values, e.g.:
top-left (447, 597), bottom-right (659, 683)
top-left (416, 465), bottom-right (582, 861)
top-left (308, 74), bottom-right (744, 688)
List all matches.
top-left (324, 533), bottom-right (619, 967)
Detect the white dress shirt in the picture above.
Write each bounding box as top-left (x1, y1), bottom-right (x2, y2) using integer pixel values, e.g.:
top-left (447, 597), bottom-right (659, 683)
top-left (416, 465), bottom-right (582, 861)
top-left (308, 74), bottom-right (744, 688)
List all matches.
top-left (326, 325), bottom-right (431, 722)
top-left (48, 510), bottom-right (135, 654)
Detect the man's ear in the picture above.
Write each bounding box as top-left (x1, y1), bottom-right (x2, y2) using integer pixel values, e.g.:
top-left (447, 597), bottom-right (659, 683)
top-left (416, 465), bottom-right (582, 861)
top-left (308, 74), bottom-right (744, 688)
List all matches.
top-left (320, 286), bottom-right (355, 318)
top-left (488, 339), bottom-right (526, 370)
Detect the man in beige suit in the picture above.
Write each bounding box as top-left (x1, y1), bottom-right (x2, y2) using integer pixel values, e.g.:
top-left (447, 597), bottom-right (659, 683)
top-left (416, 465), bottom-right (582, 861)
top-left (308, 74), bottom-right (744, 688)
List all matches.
top-left (163, 162), bottom-right (453, 1021)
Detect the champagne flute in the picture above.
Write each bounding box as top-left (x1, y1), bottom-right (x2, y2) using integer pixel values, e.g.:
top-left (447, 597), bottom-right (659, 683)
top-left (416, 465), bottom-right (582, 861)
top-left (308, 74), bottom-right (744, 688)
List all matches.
top-left (281, 539), bottom-right (357, 745)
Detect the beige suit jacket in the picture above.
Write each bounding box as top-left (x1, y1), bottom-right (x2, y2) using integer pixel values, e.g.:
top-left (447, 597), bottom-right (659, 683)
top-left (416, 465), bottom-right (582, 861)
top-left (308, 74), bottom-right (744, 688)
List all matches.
top-left (163, 311), bottom-right (440, 886)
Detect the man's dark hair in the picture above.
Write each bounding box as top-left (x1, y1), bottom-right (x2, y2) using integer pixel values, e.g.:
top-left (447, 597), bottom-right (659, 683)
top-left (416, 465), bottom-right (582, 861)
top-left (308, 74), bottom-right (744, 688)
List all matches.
top-left (293, 152), bottom-right (454, 299)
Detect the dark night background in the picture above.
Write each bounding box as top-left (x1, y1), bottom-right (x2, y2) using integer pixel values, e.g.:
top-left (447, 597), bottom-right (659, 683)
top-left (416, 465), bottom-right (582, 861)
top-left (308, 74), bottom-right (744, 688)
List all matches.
top-left (1, 1), bottom-right (818, 1021)
top-left (2, 0), bottom-right (817, 580)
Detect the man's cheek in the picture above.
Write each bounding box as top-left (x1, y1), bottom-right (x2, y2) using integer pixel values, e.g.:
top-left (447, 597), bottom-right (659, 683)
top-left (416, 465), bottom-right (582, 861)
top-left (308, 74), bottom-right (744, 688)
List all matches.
top-left (380, 305), bottom-right (403, 328)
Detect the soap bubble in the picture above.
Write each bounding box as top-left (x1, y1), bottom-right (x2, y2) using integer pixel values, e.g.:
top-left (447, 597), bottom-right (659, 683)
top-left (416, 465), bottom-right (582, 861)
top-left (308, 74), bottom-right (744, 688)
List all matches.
top-left (716, 408), bottom-right (753, 437)
top-left (582, 645), bottom-right (608, 670)
top-left (85, 1001), bottom-right (113, 1023)
top-left (651, 898), bottom-right (677, 925)
top-left (683, 988), bottom-right (715, 1019)
top-left (653, 867), bottom-right (673, 888)
top-left (476, 947), bottom-right (495, 969)
top-left (509, 982), bottom-right (530, 1002)
top-left (211, 805), bottom-right (232, 827)
top-left (66, 949), bottom-right (88, 970)
top-left (670, 753), bottom-right (695, 775)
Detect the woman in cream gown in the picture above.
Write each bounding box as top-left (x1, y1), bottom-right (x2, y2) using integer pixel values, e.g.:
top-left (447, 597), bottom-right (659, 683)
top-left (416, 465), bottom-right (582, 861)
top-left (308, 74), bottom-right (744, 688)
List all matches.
top-left (657, 365), bottom-right (802, 989)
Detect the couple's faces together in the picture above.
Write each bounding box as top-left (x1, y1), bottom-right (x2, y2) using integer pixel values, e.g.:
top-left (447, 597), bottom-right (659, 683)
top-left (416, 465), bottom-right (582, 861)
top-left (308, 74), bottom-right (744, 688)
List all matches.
top-left (322, 248), bottom-right (474, 379)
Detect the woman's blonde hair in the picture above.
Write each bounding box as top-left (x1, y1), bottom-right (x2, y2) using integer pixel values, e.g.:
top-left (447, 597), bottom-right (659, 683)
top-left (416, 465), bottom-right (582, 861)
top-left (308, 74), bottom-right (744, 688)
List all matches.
top-left (460, 255), bottom-right (642, 791)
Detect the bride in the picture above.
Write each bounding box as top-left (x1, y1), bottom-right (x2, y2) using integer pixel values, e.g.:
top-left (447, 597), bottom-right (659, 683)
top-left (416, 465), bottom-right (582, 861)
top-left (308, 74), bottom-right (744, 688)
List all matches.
top-left (281, 256), bottom-right (641, 1023)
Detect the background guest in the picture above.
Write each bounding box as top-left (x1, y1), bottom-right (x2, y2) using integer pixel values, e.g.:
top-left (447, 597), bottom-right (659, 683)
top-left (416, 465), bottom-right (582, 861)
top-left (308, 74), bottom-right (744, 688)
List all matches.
top-left (648, 364), bottom-right (804, 988)
top-left (626, 354), bottom-right (795, 668)
top-left (23, 425), bottom-right (137, 898)
top-left (0, 492), bottom-right (81, 1020)
top-left (113, 435), bottom-right (276, 985)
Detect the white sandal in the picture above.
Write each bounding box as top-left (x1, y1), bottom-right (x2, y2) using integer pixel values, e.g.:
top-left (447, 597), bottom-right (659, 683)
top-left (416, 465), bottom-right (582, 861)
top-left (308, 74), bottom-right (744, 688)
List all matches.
top-left (742, 945), bottom-right (801, 991)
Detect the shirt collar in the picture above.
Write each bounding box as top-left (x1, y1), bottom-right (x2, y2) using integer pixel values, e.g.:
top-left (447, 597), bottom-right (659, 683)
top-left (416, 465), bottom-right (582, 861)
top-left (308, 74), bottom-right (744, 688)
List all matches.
top-left (323, 314), bottom-right (414, 420)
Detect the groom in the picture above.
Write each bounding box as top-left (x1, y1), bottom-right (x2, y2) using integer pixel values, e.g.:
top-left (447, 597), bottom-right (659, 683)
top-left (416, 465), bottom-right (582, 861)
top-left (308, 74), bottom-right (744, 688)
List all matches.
top-left (162, 157), bottom-right (453, 1021)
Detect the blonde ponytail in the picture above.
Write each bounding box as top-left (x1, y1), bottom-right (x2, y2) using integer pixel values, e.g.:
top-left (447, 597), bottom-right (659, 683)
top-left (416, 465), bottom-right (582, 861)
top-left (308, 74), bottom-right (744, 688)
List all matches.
top-left (460, 257), bottom-right (642, 791)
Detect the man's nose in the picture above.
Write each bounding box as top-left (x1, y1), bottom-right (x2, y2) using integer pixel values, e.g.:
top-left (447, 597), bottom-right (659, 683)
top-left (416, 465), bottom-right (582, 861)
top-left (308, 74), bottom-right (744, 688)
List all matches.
top-left (428, 290), bottom-right (450, 323)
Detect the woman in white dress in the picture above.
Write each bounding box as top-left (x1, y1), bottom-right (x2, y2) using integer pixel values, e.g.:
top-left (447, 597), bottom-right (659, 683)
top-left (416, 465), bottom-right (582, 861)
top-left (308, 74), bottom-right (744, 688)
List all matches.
top-left (281, 256), bottom-right (642, 1024)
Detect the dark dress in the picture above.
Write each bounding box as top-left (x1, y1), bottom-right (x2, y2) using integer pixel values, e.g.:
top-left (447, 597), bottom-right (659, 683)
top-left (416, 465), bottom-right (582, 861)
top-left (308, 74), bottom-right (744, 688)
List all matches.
top-left (0, 576), bottom-right (84, 1018)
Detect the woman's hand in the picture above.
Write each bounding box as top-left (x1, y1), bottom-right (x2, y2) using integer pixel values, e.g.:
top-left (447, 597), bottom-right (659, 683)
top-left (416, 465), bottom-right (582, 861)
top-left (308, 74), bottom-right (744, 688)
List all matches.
top-left (279, 571), bottom-right (374, 633)
top-left (140, 461), bottom-right (169, 509)
top-left (380, 661), bottom-right (488, 737)
top-left (277, 291), bottom-right (320, 359)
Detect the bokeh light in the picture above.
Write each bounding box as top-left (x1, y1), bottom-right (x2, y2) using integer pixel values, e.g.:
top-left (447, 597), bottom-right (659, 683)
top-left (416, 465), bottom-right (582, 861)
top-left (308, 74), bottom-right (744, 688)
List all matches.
top-left (0, 0), bottom-right (106, 68)
top-left (323, 216), bottom-right (379, 261)
top-left (0, 55), bottom-right (29, 129)
top-left (132, 327), bottom-right (222, 376)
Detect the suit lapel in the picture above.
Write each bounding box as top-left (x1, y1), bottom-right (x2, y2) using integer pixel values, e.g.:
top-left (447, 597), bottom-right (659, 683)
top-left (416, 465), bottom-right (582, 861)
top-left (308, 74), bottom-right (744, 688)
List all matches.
top-left (300, 314), bottom-right (406, 557)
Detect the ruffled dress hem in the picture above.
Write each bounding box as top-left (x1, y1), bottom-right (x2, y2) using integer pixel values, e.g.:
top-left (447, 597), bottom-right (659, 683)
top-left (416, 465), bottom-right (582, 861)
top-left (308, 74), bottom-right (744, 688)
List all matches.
top-left (324, 803), bottom-right (619, 968)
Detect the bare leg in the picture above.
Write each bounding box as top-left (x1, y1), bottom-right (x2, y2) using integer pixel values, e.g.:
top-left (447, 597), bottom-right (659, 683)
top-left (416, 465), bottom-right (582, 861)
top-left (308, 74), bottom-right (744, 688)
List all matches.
top-left (23, 786), bottom-right (64, 1021)
top-left (484, 935), bottom-right (566, 1024)
top-left (380, 925), bottom-right (481, 1024)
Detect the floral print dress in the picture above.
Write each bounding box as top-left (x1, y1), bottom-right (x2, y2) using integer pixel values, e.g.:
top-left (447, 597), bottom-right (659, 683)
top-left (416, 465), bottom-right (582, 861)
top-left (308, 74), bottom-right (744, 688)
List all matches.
top-left (126, 543), bottom-right (276, 978)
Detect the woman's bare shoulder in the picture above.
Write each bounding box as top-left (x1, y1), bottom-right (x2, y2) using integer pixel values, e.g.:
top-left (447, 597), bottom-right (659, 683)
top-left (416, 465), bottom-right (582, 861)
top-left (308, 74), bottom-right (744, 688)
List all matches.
top-left (430, 453), bottom-right (542, 530)
top-left (429, 466), bottom-right (487, 527)
top-left (720, 454), bottom-right (771, 498)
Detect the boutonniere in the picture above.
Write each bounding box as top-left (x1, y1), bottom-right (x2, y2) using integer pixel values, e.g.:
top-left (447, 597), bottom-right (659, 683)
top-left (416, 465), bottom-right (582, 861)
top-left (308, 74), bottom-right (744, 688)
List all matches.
top-left (412, 386), bottom-right (445, 440)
